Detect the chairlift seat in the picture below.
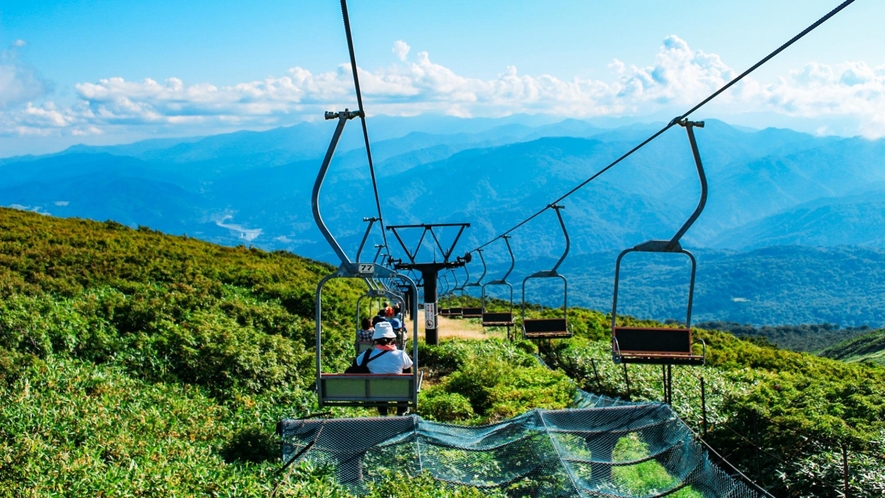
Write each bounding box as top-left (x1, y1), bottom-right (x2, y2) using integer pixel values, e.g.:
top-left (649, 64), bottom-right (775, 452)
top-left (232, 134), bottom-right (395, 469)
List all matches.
top-left (482, 312), bottom-right (514, 327)
top-left (461, 307), bottom-right (483, 318)
top-left (319, 372), bottom-right (423, 406)
top-left (612, 326), bottom-right (705, 365)
top-left (523, 318), bottom-right (571, 339)
top-left (441, 307), bottom-right (462, 317)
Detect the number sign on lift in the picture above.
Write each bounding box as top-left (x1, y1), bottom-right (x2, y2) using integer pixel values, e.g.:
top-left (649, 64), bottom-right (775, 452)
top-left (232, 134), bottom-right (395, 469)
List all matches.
top-left (358, 264), bottom-right (374, 276)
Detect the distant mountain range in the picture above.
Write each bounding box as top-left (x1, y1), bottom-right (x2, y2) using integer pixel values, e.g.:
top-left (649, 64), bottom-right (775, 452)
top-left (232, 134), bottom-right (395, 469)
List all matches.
top-left (3, 115), bottom-right (885, 326)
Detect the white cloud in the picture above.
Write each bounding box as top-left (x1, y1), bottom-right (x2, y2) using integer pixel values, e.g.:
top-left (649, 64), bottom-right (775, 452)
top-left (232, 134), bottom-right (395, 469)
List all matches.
top-left (392, 40), bottom-right (410, 62)
top-left (2, 35), bottom-right (885, 140)
top-left (0, 41), bottom-right (52, 109)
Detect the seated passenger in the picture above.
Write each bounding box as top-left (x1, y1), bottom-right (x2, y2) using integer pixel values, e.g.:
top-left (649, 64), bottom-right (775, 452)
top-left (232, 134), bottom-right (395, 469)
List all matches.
top-left (389, 317), bottom-right (407, 345)
top-left (355, 317), bottom-right (374, 353)
top-left (363, 322), bottom-right (412, 374)
top-left (362, 322), bottom-right (413, 416)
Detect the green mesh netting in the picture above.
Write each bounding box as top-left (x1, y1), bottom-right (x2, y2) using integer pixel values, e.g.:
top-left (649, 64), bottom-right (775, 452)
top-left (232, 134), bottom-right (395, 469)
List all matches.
top-left (278, 391), bottom-right (762, 497)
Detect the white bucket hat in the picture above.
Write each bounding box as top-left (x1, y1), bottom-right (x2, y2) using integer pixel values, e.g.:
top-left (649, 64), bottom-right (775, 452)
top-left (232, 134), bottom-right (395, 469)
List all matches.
top-left (372, 321), bottom-right (396, 340)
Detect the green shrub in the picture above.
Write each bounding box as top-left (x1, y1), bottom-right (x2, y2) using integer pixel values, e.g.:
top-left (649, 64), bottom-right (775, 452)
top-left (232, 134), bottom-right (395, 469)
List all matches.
top-left (419, 386), bottom-right (475, 422)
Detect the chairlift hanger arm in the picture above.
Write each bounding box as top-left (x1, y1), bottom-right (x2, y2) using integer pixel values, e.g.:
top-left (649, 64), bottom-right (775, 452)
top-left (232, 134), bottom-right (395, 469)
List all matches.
top-left (311, 109), bottom-right (361, 268)
top-left (457, 261), bottom-right (470, 292)
top-left (355, 217), bottom-right (379, 264)
top-left (465, 249), bottom-right (487, 287)
top-left (371, 244), bottom-right (388, 265)
top-left (488, 236), bottom-right (515, 284)
top-left (665, 120), bottom-right (707, 251)
top-left (550, 205), bottom-right (570, 274)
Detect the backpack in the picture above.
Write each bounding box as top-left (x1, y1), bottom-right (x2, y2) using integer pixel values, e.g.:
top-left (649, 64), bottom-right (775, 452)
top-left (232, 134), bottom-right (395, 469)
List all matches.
top-left (344, 349), bottom-right (389, 374)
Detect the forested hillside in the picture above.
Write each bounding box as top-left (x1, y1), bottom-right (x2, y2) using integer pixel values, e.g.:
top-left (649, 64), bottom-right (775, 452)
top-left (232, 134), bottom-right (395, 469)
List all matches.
top-left (3, 207), bottom-right (885, 496)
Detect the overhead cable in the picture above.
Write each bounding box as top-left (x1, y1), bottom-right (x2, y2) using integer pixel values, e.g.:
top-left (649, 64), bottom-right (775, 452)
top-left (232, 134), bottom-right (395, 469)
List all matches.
top-left (340, 0), bottom-right (390, 251)
top-left (471, 0), bottom-right (856, 252)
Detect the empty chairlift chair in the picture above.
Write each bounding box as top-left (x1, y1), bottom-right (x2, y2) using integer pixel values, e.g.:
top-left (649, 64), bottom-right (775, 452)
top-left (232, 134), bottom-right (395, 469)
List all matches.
top-left (611, 120), bottom-right (708, 367)
top-left (522, 205), bottom-right (572, 340)
top-left (445, 266), bottom-right (470, 318)
top-left (482, 237), bottom-right (515, 329)
top-left (311, 110), bottom-right (421, 412)
top-left (461, 249), bottom-right (486, 319)
top-left (437, 272), bottom-right (455, 317)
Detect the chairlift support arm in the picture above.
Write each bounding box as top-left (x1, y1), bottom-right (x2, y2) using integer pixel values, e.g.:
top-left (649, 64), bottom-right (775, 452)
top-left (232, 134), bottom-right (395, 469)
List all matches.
top-left (488, 236), bottom-right (515, 285)
top-left (355, 217), bottom-right (380, 264)
top-left (465, 249), bottom-right (487, 288)
top-left (311, 109), bottom-right (361, 269)
top-left (667, 120), bottom-right (707, 251)
top-left (441, 273), bottom-right (451, 296)
top-left (457, 262), bottom-right (470, 294)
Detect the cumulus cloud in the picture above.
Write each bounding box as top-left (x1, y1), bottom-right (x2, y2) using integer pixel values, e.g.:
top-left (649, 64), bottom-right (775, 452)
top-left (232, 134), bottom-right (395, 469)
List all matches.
top-left (2, 35), bottom-right (885, 140)
top-left (0, 41), bottom-right (52, 109)
top-left (392, 40), bottom-right (410, 62)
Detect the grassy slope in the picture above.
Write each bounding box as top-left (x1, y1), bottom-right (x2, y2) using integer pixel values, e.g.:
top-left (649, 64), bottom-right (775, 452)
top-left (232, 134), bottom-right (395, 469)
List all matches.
top-left (3, 207), bottom-right (885, 496)
top-left (0, 208), bottom-right (556, 496)
top-left (818, 328), bottom-right (885, 364)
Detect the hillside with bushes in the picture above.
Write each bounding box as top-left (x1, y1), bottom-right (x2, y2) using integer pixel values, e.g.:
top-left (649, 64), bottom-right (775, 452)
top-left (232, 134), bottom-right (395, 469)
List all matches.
top-left (2, 207), bottom-right (885, 496)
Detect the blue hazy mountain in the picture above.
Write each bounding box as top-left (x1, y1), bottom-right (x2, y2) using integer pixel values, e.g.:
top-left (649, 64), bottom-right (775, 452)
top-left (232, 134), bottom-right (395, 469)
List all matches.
top-left (4, 116), bottom-right (885, 325)
top-left (2, 115), bottom-right (885, 265)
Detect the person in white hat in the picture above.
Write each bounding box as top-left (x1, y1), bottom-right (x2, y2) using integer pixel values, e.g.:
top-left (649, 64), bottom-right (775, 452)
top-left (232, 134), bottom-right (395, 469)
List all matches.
top-left (356, 321), bottom-right (412, 374)
top-left (354, 321), bottom-right (413, 416)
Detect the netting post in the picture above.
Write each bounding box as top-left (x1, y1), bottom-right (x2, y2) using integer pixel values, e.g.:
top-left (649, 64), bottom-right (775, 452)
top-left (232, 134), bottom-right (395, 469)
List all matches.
top-left (590, 358), bottom-right (601, 390)
top-left (337, 451), bottom-right (364, 485)
top-left (622, 363), bottom-right (630, 399)
top-left (587, 436), bottom-right (614, 484)
top-left (701, 376), bottom-right (708, 436)
top-left (842, 443), bottom-right (850, 498)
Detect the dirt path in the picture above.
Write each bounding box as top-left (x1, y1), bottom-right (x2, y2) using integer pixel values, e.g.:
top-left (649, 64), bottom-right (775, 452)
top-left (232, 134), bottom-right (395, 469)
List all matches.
top-left (412, 315), bottom-right (510, 341)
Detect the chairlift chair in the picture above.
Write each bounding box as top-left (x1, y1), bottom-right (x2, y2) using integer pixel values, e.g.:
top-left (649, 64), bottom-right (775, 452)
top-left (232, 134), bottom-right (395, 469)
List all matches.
top-left (481, 237), bottom-right (515, 329)
top-left (461, 249), bottom-right (486, 318)
top-left (522, 205), bottom-right (572, 340)
top-left (312, 110), bottom-right (421, 411)
top-left (438, 272), bottom-right (454, 317)
top-left (611, 120), bottom-right (707, 367)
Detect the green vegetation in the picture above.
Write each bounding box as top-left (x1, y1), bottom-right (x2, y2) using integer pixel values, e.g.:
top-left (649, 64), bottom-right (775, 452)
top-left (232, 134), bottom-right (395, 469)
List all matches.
top-left (696, 320), bottom-right (873, 353)
top-left (819, 327), bottom-right (885, 364)
top-left (419, 340), bottom-right (575, 423)
top-left (3, 207), bottom-right (885, 496)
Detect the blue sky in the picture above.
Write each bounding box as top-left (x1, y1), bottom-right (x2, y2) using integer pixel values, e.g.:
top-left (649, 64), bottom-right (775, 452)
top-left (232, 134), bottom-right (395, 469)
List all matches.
top-left (1, 0), bottom-right (883, 157)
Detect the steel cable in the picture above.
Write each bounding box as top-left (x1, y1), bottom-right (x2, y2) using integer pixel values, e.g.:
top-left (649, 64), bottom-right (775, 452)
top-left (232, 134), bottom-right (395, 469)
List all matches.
top-left (471, 0), bottom-right (856, 252)
top-left (340, 0), bottom-right (390, 252)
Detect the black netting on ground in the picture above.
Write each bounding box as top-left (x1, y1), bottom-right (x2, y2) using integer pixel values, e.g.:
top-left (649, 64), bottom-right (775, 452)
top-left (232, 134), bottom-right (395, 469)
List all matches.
top-left (279, 391), bottom-right (763, 497)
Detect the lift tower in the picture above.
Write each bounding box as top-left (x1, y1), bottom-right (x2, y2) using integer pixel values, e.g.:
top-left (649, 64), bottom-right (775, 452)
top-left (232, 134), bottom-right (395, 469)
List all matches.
top-left (387, 223), bottom-right (470, 345)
